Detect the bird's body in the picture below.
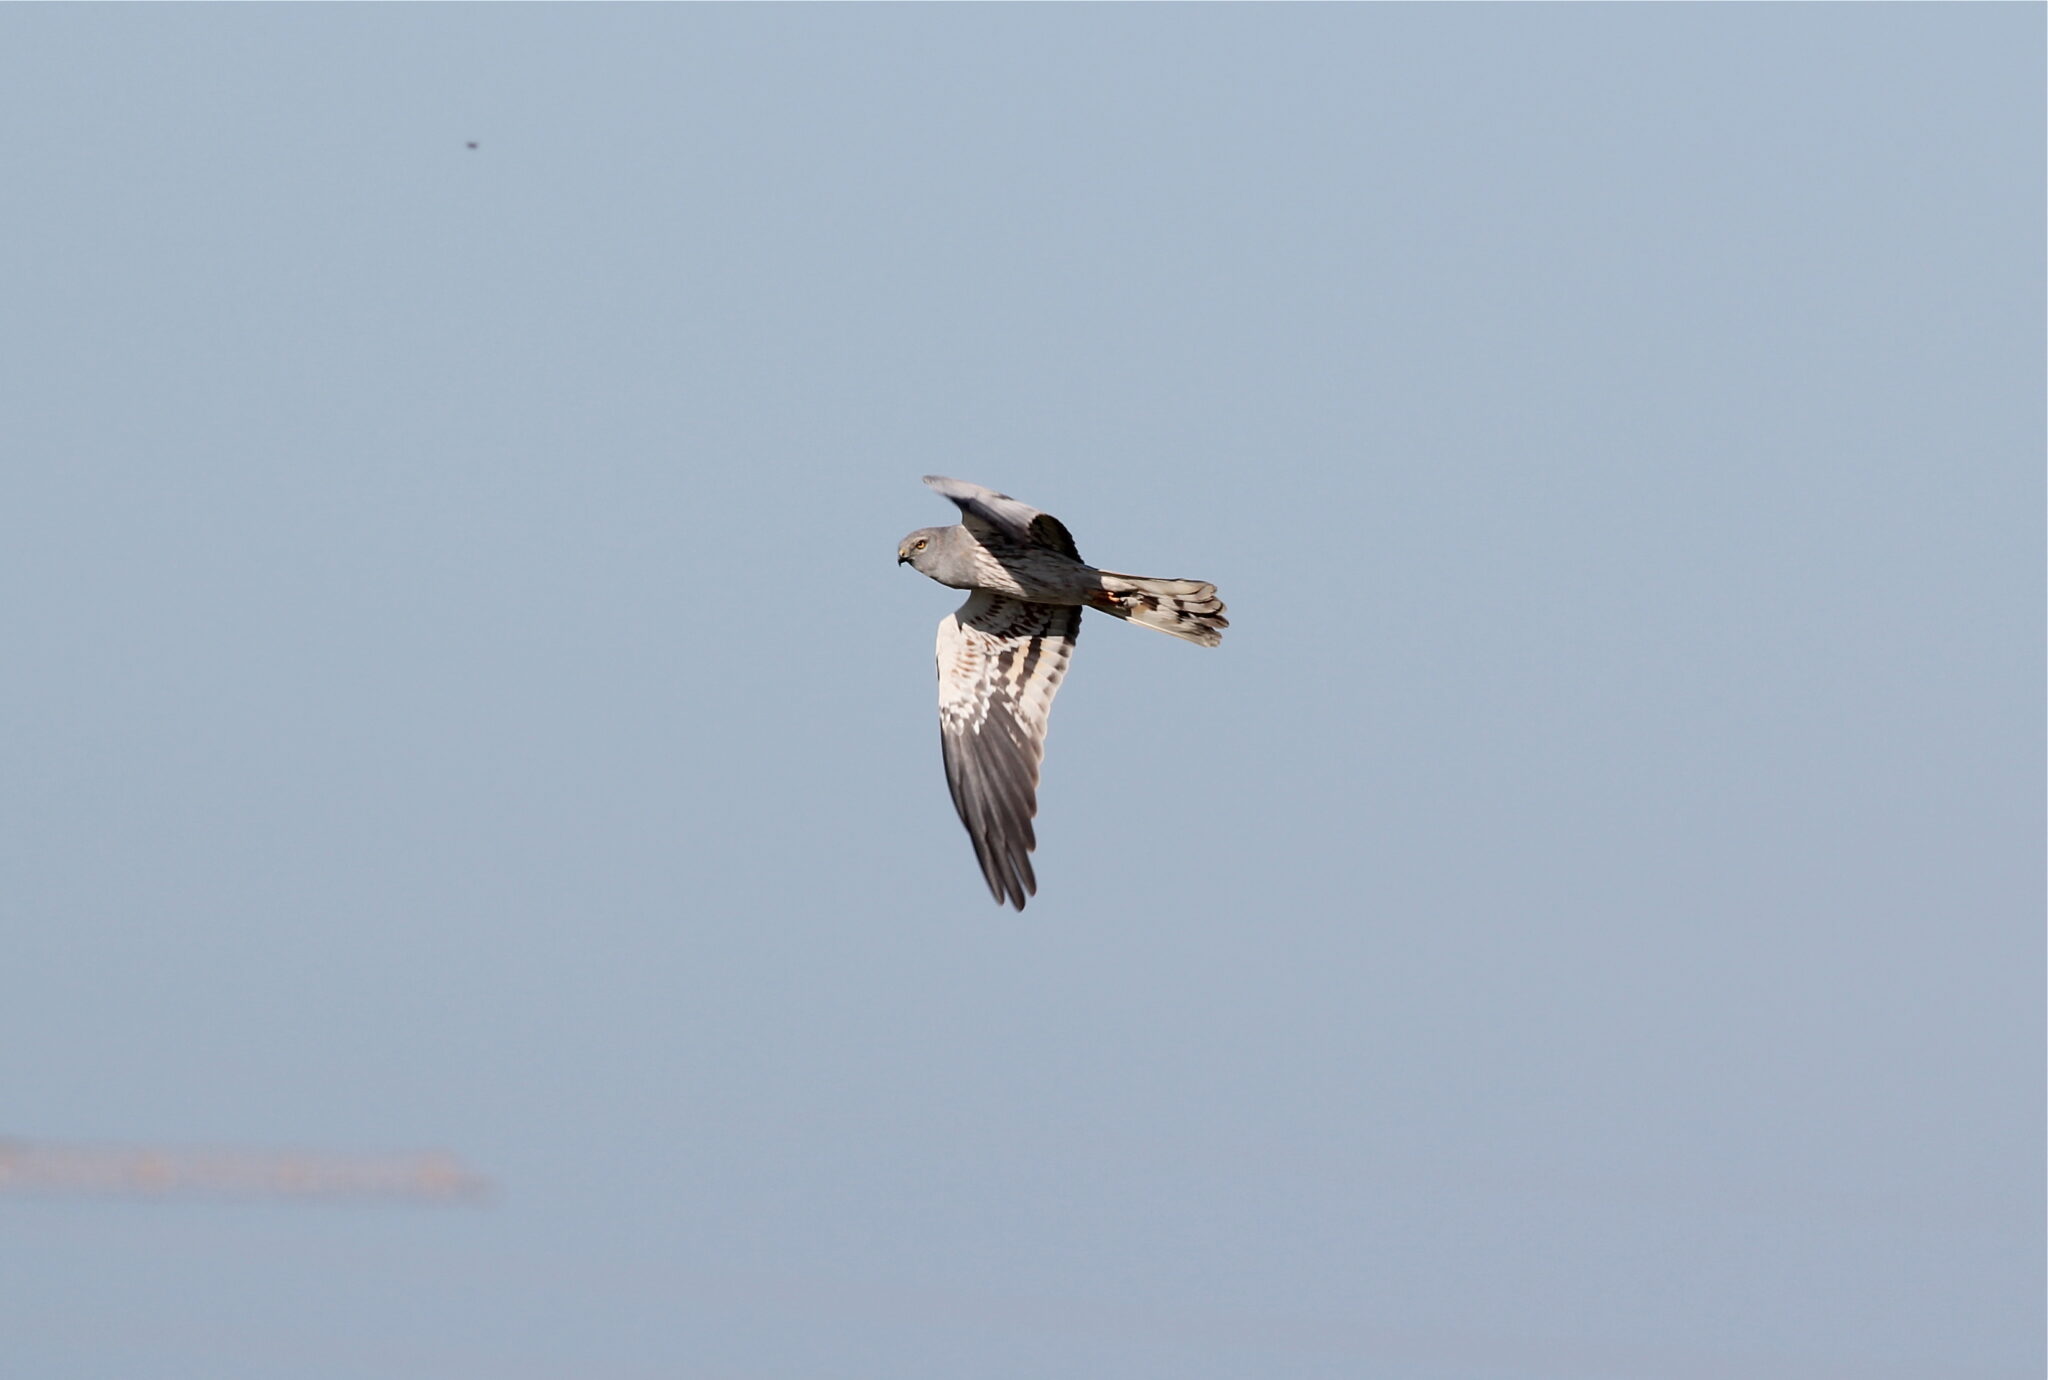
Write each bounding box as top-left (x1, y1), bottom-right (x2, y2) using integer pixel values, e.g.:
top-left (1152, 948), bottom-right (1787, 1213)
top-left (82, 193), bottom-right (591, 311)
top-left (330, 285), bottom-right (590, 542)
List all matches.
top-left (897, 523), bottom-right (1097, 601)
top-left (899, 476), bottom-right (1226, 909)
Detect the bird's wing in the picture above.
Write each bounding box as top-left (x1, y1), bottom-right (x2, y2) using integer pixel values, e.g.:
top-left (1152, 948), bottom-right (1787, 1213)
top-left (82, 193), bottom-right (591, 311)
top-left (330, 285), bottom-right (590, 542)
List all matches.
top-left (935, 590), bottom-right (1081, 910)
top-left (923, 475), bottom-right (1081, 560)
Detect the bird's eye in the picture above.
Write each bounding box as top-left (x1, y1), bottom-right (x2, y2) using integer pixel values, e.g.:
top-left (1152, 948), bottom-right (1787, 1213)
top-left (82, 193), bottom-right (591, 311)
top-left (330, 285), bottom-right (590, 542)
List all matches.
top-left (915, 539), bottom-right (928, 551)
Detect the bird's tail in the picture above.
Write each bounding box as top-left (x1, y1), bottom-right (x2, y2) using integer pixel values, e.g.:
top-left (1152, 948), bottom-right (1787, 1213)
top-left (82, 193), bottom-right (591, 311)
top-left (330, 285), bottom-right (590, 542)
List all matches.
top-left (1087, 573), bottom-right (1228, 647)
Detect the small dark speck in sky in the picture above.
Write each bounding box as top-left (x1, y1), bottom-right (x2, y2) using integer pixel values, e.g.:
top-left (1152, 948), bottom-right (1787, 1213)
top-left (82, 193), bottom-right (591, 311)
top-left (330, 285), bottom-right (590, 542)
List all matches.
top-left (466, 141), bottom-right (478, 150)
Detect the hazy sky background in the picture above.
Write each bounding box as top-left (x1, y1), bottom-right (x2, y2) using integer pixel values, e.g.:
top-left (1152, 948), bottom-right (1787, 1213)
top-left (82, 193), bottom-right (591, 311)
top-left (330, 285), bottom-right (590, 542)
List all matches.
top-left (1, 7), bottom-right (2039, 1379)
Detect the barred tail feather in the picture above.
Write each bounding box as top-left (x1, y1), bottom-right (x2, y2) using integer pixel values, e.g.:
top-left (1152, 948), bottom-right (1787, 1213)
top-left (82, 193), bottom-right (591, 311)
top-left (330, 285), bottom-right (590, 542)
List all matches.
top-left (1090, 573), bottom-right (1228, 647)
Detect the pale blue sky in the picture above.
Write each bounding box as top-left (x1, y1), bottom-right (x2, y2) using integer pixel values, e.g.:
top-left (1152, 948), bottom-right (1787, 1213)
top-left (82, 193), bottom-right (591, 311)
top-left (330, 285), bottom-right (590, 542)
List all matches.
top-left (1, 7), bottom-right (2040, 1379)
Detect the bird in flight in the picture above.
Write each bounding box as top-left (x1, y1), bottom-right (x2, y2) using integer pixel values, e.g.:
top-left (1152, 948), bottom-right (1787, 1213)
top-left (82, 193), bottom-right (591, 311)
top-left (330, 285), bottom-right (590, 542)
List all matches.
top-left (899, 476), bottom-right (1226, 909)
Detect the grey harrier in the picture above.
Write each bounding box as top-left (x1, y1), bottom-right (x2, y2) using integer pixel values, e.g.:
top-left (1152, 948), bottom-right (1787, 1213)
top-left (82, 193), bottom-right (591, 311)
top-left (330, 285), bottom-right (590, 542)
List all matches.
top-left (898, 476), bottom-right (1226, 909)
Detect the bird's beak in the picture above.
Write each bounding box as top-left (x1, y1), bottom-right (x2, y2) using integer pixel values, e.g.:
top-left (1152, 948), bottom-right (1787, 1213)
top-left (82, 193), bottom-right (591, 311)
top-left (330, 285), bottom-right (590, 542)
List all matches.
top-left (897, 550), bottom-right (911, 565)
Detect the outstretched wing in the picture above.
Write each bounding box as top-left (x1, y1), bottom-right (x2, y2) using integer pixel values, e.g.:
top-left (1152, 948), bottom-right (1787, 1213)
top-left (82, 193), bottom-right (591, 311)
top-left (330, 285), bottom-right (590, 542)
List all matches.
top-left (935, 591), bottom-right (1081, 910)
top-left (923, 475), bottom-right (1081, 561)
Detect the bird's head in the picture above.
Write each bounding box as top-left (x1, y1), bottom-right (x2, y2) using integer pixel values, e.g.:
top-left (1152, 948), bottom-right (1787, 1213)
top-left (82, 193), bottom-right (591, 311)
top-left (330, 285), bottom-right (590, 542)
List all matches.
top-left (897, 527), bottom-right (945, 574)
